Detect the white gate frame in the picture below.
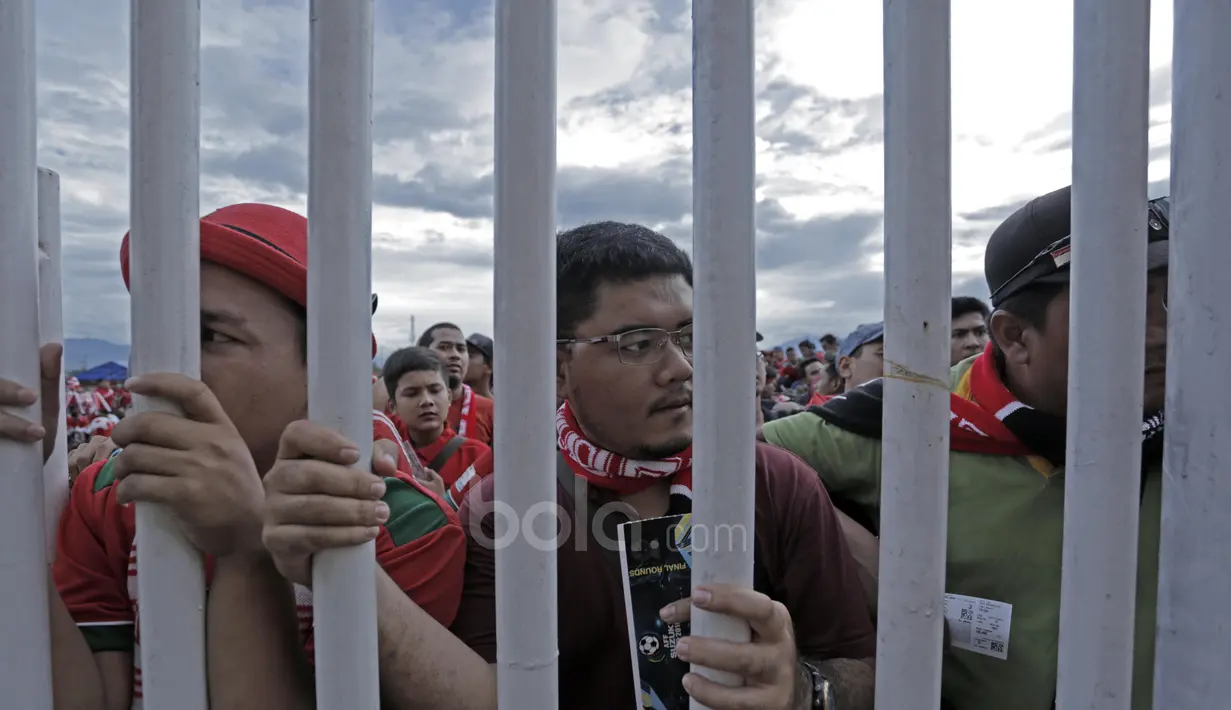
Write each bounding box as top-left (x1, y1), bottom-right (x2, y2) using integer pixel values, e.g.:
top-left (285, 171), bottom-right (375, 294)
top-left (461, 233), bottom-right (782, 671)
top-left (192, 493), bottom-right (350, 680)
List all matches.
top-left (1, 0), bottom-right (1229, 707)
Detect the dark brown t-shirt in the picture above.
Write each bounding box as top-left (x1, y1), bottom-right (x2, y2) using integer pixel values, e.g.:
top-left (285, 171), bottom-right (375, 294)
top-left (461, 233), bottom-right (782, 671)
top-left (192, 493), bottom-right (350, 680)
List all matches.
top-left (449, 441), bottom-right (875, 710)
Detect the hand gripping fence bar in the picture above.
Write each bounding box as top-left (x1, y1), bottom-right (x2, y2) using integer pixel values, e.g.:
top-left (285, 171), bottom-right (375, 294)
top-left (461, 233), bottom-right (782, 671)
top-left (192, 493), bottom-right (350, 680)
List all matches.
top-left (492, 0), bottom-right (561, 706)
top-left (688, 0), bottom-right (759, 703)
top-left (129, 0), bottom-right (209, 707)
top-left (1, 0), bottom-right (1229, 708)
top-left (0, 0), bottom-right (54, 706)
top-left (307, 1), bottom-right (381, 708)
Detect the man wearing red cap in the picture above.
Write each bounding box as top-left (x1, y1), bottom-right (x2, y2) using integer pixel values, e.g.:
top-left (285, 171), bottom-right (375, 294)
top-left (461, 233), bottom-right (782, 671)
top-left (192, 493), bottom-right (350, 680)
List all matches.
top-left (0, 203), bottom-right (465, 709)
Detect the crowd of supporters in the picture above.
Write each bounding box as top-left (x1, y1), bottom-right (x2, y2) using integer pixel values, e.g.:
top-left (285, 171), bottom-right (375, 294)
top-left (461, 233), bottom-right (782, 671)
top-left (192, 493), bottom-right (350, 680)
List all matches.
top-left (0, 184), bottom-right (1175, 710)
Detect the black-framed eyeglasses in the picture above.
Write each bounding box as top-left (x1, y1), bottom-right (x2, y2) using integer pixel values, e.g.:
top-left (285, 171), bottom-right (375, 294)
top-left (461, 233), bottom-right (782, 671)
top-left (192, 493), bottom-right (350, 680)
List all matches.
top-left (557, 323), bottom-right (694, 365)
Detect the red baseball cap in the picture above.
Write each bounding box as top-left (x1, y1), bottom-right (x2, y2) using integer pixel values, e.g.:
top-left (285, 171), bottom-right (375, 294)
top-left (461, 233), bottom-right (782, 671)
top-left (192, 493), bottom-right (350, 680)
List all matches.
top-left (119, 203), bottom-right (377, 356)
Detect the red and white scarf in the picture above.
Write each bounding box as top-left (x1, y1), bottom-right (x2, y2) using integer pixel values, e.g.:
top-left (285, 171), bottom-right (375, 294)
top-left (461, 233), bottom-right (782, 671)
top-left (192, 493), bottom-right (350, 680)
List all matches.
top-left (555, 400), bottom-right (693, 496)
top-left (457, 384), bottom-right (478, 437)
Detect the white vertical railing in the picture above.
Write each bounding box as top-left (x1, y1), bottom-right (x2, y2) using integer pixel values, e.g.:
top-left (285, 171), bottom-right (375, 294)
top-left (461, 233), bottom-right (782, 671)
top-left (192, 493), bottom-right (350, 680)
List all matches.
top-left (1152, 0), bottom-right (1231, 704)
top-left (492, 0), bottom-right (559, 706)
top-left (0, 0), bottom-right (54, 706)
top-left (128, 0), bottom-right (208, 706)
top-left (689, 0), bottom-right (758, 702)
top-left (1055, 1), bottom-right (1152, 708)
top-left (38, 167), bottom-right (69, 562)
top-left (306, 1), bottom-right (380, 708)
top-left (877, 0), bottom-right (952, 705)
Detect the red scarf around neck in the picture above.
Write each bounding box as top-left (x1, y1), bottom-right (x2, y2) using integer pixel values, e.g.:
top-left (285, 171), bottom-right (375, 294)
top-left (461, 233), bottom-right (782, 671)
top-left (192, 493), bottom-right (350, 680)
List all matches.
top-left (947, 344), bottom-right (1038, 458)
top-left (555, 401), bottom-right (694, 496)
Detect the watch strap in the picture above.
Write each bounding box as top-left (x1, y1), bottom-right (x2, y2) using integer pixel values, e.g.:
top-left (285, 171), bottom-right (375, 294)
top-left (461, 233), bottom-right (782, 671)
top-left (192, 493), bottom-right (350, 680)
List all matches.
top-left (799, 661), bottom-right (836, 710)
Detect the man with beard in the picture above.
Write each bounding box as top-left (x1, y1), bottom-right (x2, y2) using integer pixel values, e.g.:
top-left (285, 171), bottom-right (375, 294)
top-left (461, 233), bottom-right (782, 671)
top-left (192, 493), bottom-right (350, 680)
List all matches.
top-left (418, 322), bottom-right (494, 446)
top-left (260, 220), bottom-right (877, 710)
top-left (763, 186), bottom-right (1171, 710)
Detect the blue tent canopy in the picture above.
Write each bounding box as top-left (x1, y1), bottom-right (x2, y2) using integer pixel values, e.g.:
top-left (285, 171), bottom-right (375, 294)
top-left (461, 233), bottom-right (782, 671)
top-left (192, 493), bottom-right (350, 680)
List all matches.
top-left (74, 361), bottom-right (128, 383)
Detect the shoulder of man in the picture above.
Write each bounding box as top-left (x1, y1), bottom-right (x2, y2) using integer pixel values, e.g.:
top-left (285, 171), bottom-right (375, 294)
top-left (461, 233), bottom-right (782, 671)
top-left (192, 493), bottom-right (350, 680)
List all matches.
top-left (760, 404), bottom-right (883, 513)
top-left (377, 471), bottom-right (461, 549)
top-left (74, 454), bottom-right (126, 508)
top-left (53, 454), bottom-right (138, 653)
top-left (370, 471), bottom-right (467, 629)
top-left (762, 408), bottom-right (876, 458)
top-left (950, 356), bottom-right (975, 390)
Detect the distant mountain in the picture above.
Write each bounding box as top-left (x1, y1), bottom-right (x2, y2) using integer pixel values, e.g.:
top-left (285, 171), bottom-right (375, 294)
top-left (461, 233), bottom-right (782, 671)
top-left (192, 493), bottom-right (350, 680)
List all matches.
top-left (63, 338), bottom-right (391, 374)
top-left (64, 338), bottom-right (131, 373)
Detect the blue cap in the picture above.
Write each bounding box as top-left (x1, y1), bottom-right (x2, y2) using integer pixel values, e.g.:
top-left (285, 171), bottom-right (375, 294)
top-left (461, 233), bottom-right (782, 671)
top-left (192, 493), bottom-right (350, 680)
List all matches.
top-left (838, 322), bottom-right (884, 359)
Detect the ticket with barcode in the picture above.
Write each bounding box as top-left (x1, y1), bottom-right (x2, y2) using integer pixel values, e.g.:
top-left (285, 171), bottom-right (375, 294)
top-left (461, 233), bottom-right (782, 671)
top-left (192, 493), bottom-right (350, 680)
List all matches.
top-left (943, 592), bottom-right (1013, 660)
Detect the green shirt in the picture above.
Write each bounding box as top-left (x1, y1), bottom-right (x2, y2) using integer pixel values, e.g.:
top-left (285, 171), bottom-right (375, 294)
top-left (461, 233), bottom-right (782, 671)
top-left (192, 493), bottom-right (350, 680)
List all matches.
top-left (762, 366), bottom-right (1161, 710)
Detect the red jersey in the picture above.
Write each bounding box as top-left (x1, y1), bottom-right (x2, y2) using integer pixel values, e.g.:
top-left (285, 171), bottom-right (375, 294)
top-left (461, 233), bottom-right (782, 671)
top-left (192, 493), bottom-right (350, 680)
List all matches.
top-left (412, 427), bottom-right (491, 490)
top-left (446, 384), bottom-right (494, 447)
top-left (372, 409), bottom-right (418, 474)
top-left (53, 415), bottom-right (465, 706)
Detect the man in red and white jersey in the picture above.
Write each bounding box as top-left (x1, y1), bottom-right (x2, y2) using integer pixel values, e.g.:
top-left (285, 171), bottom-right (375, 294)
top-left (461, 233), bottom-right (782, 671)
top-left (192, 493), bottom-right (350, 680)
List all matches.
top-left (417, 322), bottom-right (494, 446)
top-left (1, 203), bottom-right (465, 709)
top-left (94, 379), bottom-right (118, 411)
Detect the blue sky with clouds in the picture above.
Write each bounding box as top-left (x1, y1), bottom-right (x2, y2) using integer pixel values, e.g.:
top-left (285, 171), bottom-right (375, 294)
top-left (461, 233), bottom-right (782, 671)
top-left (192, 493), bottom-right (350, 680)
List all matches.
top-left (35, 0), bottom-right (1177, 351)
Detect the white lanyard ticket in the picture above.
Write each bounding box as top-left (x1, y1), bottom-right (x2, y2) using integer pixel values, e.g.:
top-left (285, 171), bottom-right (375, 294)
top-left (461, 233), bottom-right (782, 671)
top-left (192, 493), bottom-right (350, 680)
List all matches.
top-left (943, 593), bottom-right (1013, 660)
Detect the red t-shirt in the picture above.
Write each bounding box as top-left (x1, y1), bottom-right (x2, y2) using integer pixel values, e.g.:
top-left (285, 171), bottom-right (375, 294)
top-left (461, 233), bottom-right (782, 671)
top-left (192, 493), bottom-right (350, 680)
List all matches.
top-left (53, 416), bottom-right (466, 703)
top-left (807, 392), bottom-right (833, 407)
top-left (446, 385), bottom-right (494, 447)
top-left (412, 428), bottom-right (491, 490)
top-left (448, 443), bottom-right (876, 709)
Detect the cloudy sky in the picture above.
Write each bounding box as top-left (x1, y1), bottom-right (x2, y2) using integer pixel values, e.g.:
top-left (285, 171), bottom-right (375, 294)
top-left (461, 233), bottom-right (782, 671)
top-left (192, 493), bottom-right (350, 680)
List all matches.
top-left (37, 0), bottom-right (1176, 351)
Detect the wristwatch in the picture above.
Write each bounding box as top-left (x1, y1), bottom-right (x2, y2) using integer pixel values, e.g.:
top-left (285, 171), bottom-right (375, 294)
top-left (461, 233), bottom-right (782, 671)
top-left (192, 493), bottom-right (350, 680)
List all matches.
top-left (800, 661), bottom-right (837, 710)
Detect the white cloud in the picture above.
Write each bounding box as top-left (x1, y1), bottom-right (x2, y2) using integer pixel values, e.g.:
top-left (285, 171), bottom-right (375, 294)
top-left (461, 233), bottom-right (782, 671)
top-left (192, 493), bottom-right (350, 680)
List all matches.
top-left (34, 0), bottom-right (1179, 348)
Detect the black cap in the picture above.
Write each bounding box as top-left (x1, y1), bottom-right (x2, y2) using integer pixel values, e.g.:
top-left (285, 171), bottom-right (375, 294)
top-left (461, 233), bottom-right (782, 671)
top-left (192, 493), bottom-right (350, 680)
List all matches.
top-left (985, 186), bottom-right (1170, 306)
top-left (984, 186), bottom-right (1074, 305)
top-left (756, 331), bottom-right (764, 342)
top-left (466, 333), bottom-right (493, 361)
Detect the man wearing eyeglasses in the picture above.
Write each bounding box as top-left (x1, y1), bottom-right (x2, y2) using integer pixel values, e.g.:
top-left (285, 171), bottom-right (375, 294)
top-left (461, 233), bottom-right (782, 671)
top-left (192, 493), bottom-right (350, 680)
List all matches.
top-left (267, 221), bottom-right (877, 710)
top-left (762, 185), bottom-right (1171, 710)
top-left (469, 221), bottom-right (877, 709)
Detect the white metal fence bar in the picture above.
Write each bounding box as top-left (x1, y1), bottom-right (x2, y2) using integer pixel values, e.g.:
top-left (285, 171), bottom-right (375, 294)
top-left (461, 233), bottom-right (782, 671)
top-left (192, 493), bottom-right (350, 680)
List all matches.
top-left (492, 0), bottom-right (560, 706)
top-left (128, 0), bottom-right (208, 706)
top-left (1152, 0), bottom-right (1231, 704)
top-left (306, 1), bottom-right (380, 708)
top-left (689, 0), bottom-right (758, 699)
top-left (876, 0), bottom-right (953, 705)
top-left (1055, 1), bottom-right (1152, 707)
top-left (0, 0), bottom-right (54, 705)
top-left (38, 167), bottom-right (70, 563)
